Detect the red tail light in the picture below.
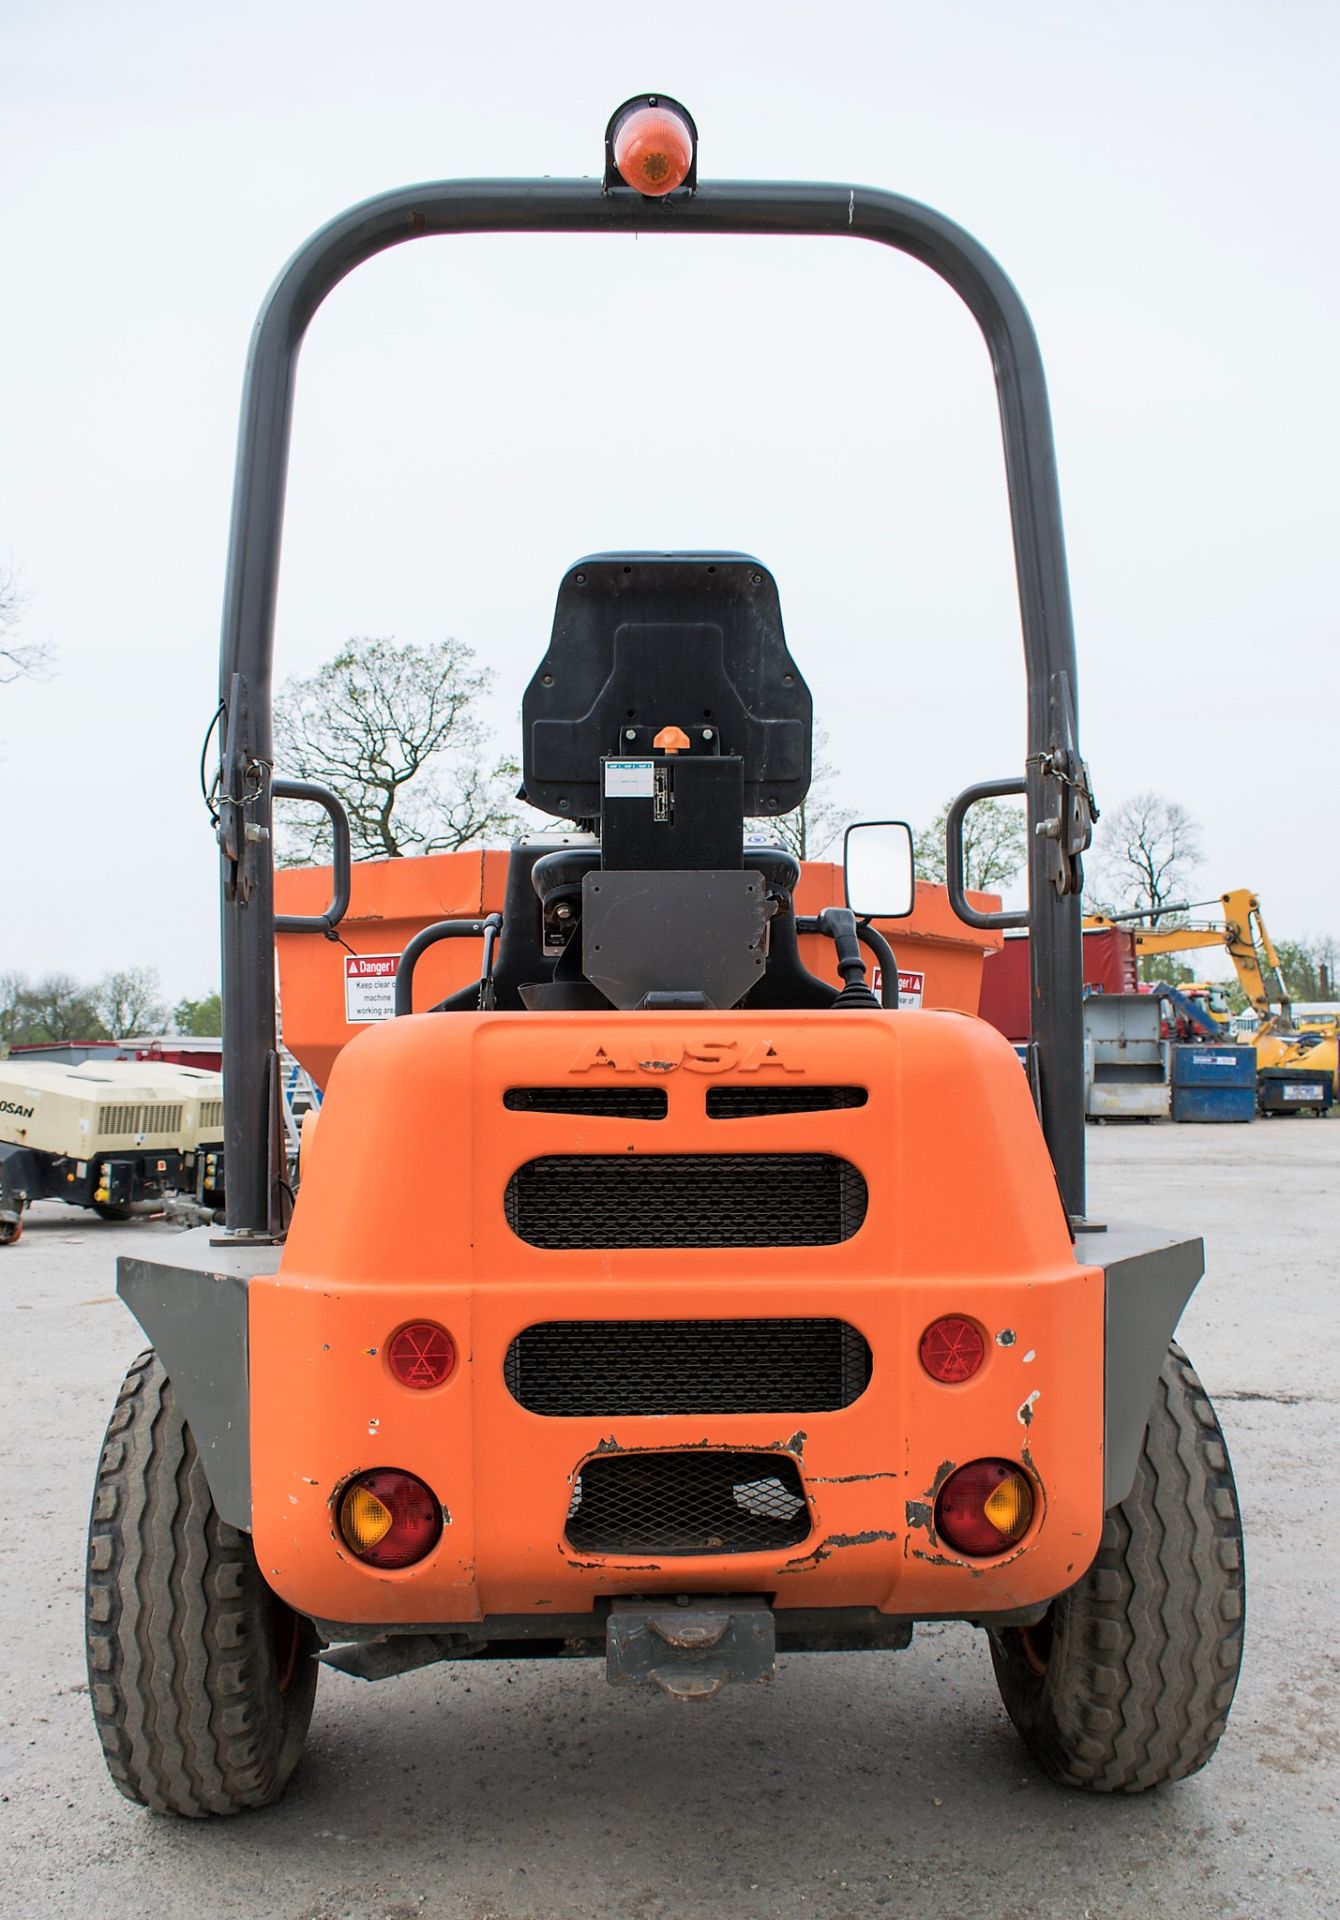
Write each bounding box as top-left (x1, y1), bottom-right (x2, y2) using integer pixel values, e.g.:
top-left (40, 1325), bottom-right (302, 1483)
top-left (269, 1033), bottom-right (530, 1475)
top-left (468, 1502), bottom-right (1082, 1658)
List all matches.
top-left (934, 1460), bottom-right (1034, 1557)
top-left (613, 104), bottom-right (694, 197)
top-left (338, 1470), bottom-right (442, 1569)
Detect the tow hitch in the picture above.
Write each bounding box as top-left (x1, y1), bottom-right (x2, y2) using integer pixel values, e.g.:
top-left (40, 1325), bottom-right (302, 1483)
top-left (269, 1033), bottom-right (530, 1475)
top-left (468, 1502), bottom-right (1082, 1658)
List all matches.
top-left (606, 1596), bottom-right (776, 1701)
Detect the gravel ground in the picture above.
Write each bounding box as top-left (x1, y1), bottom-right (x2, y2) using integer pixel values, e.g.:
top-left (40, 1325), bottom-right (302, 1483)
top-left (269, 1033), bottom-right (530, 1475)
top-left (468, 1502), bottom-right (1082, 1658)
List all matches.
top-left (3, 1118), bottom-right (1337, 1920)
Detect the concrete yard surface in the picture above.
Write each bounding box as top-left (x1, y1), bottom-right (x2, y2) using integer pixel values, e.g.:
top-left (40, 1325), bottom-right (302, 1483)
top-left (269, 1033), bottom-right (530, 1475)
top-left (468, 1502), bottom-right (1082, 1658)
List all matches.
top-left (2, 1119), bottom-right (1337, 1920)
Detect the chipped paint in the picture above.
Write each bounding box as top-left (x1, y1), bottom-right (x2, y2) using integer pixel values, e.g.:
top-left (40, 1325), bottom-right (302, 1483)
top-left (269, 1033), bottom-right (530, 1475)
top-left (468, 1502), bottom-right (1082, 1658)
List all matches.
top-left (904, 1499), bottom-right (933, 1531)
top-left (1022, 1349), bottom-right (1036, 1364)
top-left (778, 1544), bottom-right (832, 1572)
top-left (638, 1059), bottom-right (678, 1074)
top-left (995, 1328), bottom-right (1017, 1348)
top-left (809, 1470), bottom-right (899, 1485)
top-left (1018, 1390), bottom-right (1041, 1426)
top-left (593, 1434), bottom-right (622, 1453)
top-left (823, 1528), bottom-right (896, 1548)
top-left (565, 1558), bottom-right (661, 1572)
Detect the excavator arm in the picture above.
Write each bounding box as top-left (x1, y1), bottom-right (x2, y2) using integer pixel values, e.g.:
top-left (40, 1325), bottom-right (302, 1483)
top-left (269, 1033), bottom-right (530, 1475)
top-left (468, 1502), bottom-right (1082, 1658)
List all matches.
top-left (1084, 889), bottom-right (1294, 1029)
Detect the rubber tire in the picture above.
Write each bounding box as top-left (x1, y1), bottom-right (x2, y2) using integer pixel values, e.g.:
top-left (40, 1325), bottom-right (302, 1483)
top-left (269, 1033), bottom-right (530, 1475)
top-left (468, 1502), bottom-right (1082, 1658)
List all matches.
top-left (85, 1350), bottom-right (320, 1817)
top-left (988, 1342), bottom-right (1244, 1792)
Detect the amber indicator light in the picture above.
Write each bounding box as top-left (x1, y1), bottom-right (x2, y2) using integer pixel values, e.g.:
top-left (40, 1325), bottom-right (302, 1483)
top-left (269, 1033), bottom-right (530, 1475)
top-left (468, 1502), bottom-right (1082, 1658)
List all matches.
top-left (338, 1469), bottom-right (442, 1569)
top-left (934, 1459), bottom-right (1034, 1558)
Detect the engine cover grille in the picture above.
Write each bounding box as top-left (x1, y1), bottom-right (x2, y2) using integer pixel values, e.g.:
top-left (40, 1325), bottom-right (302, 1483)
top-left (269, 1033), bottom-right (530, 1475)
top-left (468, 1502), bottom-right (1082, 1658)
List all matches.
top-left (505, 1317), bottom-right (872, 1415)
top-left (706, 1085), bottom-right (867, 1118)
top-left (503, 1087), bottom-right (667, 1118)
top-left (504, 1153), bottom-right (867, 1248)
top-left (565, 1449), bottom-right (810, 1557)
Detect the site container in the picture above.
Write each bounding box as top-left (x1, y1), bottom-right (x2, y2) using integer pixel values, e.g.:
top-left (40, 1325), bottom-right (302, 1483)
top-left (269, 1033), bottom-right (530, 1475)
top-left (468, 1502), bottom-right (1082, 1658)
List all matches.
top-left (274, 853), bottom-right (1003, 1089)
top-left (979, 927), bottom-right (1138, 1045)
top-left (1170, 1044), bottom-right (1256, 1124)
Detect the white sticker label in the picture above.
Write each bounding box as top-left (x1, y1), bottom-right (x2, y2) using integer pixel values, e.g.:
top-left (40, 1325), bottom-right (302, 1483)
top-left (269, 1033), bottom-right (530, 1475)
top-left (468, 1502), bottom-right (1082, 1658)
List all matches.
top-left (604, 759), bottom-right (655, 797)
top-left (344, 952), bottom-right (399, 1024)
top-left (870, 967), bottom-right (925, 1007)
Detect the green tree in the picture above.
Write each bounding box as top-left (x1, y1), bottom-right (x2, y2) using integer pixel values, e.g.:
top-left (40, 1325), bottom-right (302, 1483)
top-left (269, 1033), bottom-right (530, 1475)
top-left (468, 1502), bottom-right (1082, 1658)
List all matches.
top-left (1274, 936), bottom-right (1339, 1004)
top-left (97, 966), bottom-right (168, 1038)
top-left (915, 796), bottom-right (1027, 893)
top-left (173, 992), bottom-right (222, 1036)
top-left (272, 635), bottom-right (518, 864)
top-left (15, 973), bottom-right (109, 1043)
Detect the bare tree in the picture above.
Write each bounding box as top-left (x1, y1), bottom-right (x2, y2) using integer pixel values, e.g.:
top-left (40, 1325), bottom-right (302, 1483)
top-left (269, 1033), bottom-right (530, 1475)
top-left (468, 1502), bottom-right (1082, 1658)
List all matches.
top-left (272, 636), bottom-right (519, 864)
top-left (914, 796), bottom-right (1028, 893)
top-left (1088, 791), bottom-right (1202, 919)
top-left (747, 729), bottom-right (855, 860)
top-left (0, 564), bottom-right (53, 686)
top-left (97, 967), bottom-right (168, 1038)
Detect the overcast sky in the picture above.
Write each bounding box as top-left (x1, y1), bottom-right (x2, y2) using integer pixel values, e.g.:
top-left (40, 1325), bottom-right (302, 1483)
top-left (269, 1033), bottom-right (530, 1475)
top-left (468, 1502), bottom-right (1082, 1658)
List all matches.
top-left (2, 0), bottom-right (1336, 1003)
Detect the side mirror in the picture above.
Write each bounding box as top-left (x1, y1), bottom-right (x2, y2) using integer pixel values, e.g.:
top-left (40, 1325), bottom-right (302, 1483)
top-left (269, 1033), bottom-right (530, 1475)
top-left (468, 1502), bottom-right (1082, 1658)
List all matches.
top-left (843, 820), bottom-right (916, 920)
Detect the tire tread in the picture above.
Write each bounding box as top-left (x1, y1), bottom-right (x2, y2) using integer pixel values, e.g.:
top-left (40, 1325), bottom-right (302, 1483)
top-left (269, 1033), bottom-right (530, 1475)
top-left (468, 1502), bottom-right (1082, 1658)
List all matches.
top-left (989, 1342), bottom-right (1245, 1792)
top-left (85, 1350), bottom-right (317, 1817)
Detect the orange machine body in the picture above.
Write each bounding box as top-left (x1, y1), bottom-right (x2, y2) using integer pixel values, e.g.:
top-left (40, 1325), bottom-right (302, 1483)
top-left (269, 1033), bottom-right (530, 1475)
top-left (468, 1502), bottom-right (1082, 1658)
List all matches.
top-left (250, 1007), bottom-right (1104, 1630)
top-left (273, 851), bottom-right (1004, 1089)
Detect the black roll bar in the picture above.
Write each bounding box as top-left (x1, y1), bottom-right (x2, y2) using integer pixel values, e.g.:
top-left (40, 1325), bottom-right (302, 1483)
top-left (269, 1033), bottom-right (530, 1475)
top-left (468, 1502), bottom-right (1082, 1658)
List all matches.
top-left (217, 171), bottom-right (1090, 1237)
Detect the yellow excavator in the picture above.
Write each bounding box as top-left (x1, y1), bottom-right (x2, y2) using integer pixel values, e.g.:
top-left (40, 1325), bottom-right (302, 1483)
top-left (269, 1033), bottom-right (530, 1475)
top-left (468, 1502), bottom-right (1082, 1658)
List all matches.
top-left (1084, 889), bottom-right (1336, 1111)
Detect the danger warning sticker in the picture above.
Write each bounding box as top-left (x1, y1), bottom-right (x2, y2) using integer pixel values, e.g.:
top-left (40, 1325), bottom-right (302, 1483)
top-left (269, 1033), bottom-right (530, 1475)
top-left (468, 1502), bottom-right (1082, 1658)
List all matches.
top-left (870, 968), bottom-right (925, 1007)
top-left (345, 952), bottom-right (399, 1024)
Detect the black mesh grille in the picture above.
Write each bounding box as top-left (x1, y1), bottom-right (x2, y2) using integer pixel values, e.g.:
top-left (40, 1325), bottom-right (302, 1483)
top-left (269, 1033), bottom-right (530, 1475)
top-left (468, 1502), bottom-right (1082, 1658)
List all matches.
top-left (505, 1318), bottom-right (871, 1415)
top-left (504, 1087), bottom-right (668, 1118)
top-left (706, 1085), bottom-right (868, 1118)
top-left (566, 1449), bottom-right (810, 1556)
top-left (504, 1153), bottom-right (867, 1248)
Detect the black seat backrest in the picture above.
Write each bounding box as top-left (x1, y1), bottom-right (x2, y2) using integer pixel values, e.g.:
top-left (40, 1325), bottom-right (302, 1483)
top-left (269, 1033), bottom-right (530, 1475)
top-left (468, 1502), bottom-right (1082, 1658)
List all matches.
top-left (520, 552), bottom-right (813, 824)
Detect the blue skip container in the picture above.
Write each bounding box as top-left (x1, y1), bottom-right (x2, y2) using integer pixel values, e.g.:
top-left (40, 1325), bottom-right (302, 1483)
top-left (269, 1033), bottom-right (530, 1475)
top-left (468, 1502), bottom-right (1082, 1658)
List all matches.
top-left (1171, 1045), bottom-right (1257, 1123)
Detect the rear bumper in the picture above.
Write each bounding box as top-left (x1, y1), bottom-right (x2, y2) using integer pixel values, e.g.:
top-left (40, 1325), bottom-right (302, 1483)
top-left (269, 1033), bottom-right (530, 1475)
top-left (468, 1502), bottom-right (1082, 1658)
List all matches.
top-left (119, 1215), bottom-right (1202, 1635)
top-left (245, 1259), bottom-right (1106, 1625)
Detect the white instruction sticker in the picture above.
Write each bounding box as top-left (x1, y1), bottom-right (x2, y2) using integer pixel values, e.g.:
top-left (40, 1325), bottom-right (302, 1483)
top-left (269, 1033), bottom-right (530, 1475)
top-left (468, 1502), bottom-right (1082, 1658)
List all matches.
top-left (345, 952), bottom-right (399, 1024)
top-left (604, 759), bottom-right (655, 797)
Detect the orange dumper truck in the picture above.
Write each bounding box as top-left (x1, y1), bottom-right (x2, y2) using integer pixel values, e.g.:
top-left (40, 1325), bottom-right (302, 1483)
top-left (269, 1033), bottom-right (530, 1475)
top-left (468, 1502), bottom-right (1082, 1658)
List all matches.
top-left (85, 97), bottom-right (1243, 1817)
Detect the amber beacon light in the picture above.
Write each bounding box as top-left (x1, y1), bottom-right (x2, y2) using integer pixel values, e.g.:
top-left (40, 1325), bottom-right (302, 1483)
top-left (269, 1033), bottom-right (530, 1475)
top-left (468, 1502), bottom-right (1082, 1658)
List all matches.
top-left (606, 95), bottom-right (698, 197)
